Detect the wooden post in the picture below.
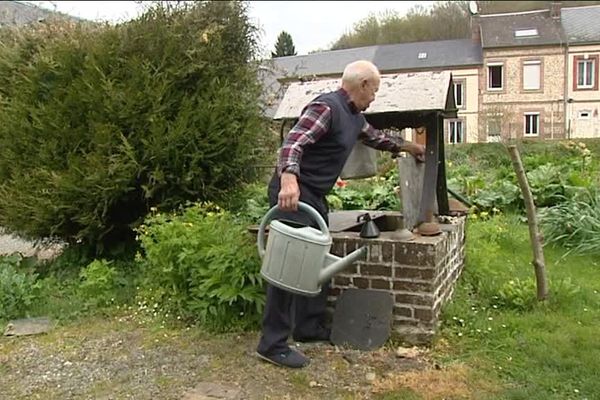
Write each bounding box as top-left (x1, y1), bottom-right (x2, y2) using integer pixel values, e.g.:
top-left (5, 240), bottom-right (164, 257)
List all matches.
top-left (436, 113), bottom-right (449, 215)
top-left (507, 145), bottom-right (548, 301)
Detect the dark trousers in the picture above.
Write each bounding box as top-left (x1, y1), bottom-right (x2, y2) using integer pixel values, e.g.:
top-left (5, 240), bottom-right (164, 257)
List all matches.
top-left (256, 175), bottom-right (330, 355)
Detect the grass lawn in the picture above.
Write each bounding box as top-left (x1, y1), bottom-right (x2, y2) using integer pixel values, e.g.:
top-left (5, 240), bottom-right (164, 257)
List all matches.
top-left (434, 214), bottom-right (600, 400)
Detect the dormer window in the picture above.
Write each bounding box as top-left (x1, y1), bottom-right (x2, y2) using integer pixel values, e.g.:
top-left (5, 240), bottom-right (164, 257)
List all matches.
top-left (418, 52), bottom-right (427, 59)
top-left (514, 29), bottom-right (538, 38)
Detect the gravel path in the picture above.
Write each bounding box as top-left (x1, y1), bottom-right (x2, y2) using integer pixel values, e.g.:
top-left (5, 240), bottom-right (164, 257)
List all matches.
top-left (0, 312), bottom-right (474, 400)
top-left (0, 228), bottom-right (64, 260)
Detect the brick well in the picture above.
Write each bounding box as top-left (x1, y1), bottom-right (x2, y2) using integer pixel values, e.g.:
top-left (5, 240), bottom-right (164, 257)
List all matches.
top-left (328, 215), bottom-right (466, 344)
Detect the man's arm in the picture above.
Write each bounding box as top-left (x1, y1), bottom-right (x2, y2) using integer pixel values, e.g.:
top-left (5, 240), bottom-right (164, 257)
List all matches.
top-left (277, 102), bottom-right (332, 211)
top-left (359, 121), bottom-right (425, 162)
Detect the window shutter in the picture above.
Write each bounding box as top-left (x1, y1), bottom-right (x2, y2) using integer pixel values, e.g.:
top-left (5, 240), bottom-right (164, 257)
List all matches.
top-left (523, 62), bottom-right (540, 90)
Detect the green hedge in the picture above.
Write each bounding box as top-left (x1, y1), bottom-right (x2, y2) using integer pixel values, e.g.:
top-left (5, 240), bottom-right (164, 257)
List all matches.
top-left (0, 1), bottom-right (264, 251)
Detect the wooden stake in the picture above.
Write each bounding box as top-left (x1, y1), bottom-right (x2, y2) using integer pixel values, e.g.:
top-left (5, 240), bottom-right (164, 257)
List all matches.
top-left (507, 145), bottom-right (548, 301)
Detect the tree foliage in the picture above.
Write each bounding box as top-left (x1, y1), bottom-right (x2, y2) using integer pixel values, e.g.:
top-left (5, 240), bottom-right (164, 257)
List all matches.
top-left (271, 30), bottom-right (297, 57)
top-left (331, 1), bottom-right (600, 50)
top-left (0, 1), bottom-right (265, 251)
top-left (332, 2), bottom-right (471, 50)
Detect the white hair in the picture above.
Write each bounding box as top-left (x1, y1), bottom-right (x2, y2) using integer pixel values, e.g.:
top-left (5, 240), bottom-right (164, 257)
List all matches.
top-left (341, 60), bottom-right (380, 87)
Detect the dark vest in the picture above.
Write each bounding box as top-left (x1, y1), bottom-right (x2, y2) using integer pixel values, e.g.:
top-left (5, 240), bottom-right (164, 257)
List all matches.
top-left (296, 90), bottom-right (365, 196)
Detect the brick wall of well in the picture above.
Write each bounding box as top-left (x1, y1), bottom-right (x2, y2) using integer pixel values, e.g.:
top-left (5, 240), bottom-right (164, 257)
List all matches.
top-left (328, 216), bottom-right (466, 344)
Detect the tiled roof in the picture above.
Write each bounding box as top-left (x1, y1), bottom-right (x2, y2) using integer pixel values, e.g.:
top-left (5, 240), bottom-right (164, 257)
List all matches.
top-left (373, 39), bottom-right (482, 71)
top-left (479, 9), bottom-right (565, 48)
top-left (259, 38), bottom-right (480, 118)
top-left (562, 5), bottom-right (600, 44)
top-left (270, 39), bottom-right (482, 80)
top-left (271, 46), bottom-right (378, 78)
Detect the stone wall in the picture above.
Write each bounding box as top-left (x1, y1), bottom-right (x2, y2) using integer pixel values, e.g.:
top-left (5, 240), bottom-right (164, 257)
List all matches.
top-left (328, 216), bottom-right (466, 344)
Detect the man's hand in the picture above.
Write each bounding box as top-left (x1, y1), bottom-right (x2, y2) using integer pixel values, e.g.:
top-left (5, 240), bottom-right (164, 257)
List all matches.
top-left (278, 172), bottom-right (300, 211)
top-left (403, 142), bottom-right (426, 163)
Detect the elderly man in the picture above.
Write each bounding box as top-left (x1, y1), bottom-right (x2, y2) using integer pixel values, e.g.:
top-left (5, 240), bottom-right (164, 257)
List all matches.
top-left (256, 60), bottom-right (425, 368)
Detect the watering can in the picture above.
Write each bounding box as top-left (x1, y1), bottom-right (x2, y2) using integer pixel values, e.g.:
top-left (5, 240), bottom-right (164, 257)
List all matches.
top-left (257, 202), bottom-right (368, 297)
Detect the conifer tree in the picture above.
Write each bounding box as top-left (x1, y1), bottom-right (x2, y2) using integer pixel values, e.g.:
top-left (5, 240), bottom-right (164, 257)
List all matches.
top-left (271, 31), bottom-right (297, 57)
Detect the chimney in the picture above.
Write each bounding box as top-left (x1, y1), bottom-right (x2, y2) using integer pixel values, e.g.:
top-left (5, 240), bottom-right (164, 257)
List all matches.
top-left (470, 14), bottom-right (481, 43)
top-left (550, 1), bottom-right (562, 20)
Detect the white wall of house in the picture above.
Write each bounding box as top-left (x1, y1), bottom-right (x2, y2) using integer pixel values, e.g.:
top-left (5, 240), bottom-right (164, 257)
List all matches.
top-left (567, 44), bottom-right (600, 139)
top-left (448, 67), bottom-right (479, 144)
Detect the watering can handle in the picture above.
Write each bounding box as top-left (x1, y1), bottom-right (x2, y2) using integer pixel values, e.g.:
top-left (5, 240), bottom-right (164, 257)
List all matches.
top-left (257, 201), bottom-right (329, 258)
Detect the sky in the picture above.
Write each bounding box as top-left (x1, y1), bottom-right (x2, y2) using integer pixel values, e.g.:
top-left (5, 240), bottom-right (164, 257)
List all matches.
top-left (26, 1), bottom-right (436, 56)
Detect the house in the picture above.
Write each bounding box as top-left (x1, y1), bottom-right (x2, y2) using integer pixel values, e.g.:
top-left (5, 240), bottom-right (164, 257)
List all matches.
top-left (475, 3), bottom-right (567, 142)
top-left (261, 38), bottom-right (482, 144)
top-left (562, 4), bottom-right (600, 138)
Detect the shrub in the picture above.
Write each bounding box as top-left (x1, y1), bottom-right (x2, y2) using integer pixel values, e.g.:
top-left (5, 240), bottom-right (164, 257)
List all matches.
top-left (136, 202), bottom-right (264, 332)
top-left (0, 2), bottom-right (265, 251)
top-left (78, 259), bottom-right (126, 309)
top-left (0, 255), bottom-right (39, 320)
top-left (226, 182), bottom-right (271, 225)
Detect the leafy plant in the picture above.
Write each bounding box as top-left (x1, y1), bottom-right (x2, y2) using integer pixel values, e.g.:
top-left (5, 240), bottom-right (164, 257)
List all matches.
top-left (495, 278), bottom-right (538, 311)
top-left (470, 180), bottom-right (520, 210)
top-left (78, 259), bottom-right (126, 309)
top-left (0, 255), bottom-right (39, 320)
top-left (136, 202), bottom-right (264, 332)
top-left (526, 164), bottom-right (568, 207)
top-left (327, 173), bottom-right (401, 211)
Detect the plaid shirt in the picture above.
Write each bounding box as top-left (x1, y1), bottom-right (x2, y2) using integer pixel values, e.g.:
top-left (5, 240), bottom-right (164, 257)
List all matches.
top-left (277, 89), bottom-right (404, 176)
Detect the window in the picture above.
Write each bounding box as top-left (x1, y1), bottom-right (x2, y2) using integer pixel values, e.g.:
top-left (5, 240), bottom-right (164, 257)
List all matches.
top-left (577, 59), bottom-right (595, 88)
top-left (523, 60), bottom-right (541, 90)
top-left (448, 120), bottom-right (464, 144)
top-left (578, 110), bottom-right (591, 119)
top-left (453, 81), bottom-right (464, 108)
top-left (448, 119), bottom-right (465, 143)
top-left (515, 29), bottom-right (539, 38)
top-left (488, 64), bottom-right (503, 90)
top-left (487, 115), bottom-right (502, 142)
top-left (524, 113), bottom-right (540, 136)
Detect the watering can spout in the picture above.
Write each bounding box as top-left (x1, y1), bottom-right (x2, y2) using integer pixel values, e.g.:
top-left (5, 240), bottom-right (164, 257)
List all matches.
top-left (319, 246), bottom-right (367, 284)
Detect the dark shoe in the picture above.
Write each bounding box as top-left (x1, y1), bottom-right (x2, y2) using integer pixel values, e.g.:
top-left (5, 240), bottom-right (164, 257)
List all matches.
top-left (293, 327), bottom-right (331, 343)
top-left (256, 348), bottom-right (310, 368)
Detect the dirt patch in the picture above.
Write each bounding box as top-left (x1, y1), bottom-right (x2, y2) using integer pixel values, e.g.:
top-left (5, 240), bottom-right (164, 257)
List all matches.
top-left (372, 364), bottom-right (473, 399)
top-left (0, 313), bottom-right (490, 399)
